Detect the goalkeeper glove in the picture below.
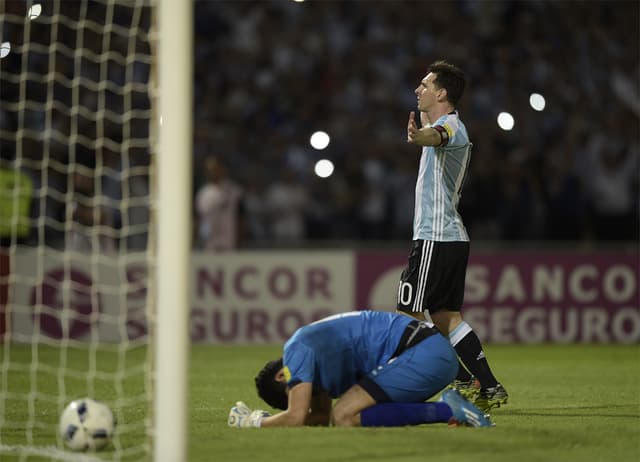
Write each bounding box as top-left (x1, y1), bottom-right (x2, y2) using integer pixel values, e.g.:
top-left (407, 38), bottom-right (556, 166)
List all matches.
top-left (228, 401), bottom-right (271, 428)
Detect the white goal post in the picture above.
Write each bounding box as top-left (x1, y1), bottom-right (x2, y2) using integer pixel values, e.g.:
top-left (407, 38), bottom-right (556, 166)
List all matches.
top-left (154, 0), bottom-right (192, 461)
top-left (0, 0), bottom-right (192, 460)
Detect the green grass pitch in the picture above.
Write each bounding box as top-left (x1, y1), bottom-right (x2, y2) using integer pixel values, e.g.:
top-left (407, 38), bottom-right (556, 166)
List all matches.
top-left (1, 343), bottom-right (638, 462)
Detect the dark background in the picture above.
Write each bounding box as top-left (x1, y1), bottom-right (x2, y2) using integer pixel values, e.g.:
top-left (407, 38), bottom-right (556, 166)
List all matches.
top-left (1, 0), bottom-right (638, 250)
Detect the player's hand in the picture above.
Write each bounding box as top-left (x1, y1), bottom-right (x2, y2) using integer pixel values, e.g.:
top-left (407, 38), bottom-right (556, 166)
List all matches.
top-left (407, 111), bottom-right (434, 146)
top-left (228, 401), bottom-right (271, 428)
top-left (407, 111), bottom-right (418, 143)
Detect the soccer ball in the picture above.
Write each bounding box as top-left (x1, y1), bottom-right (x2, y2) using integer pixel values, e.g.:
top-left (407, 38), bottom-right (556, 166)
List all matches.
top-left (58, 398), bottom-right (115, 451)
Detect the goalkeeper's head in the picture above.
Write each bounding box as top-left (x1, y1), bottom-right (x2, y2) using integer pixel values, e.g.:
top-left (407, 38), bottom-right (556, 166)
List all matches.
top-left (255, 357), bottom-right (288, 410)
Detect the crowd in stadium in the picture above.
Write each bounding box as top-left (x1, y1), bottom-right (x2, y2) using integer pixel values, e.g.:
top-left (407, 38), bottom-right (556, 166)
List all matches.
top-left (1, 1), bottom-right (638, 251)
top-left (192, 1), bottom-right (638, 249)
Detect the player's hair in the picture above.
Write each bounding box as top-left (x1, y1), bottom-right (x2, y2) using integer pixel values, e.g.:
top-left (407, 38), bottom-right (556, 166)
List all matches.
top-left (428, 60), bottom-right (466, 107)
top-left (255, 357), bottom-right (288, 410)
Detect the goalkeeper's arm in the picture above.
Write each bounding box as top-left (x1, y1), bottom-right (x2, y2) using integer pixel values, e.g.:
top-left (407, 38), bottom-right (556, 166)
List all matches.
top-left (259, 382), bottom-right (312, 427)
top-left (229, 382), bottom-right (324, 428)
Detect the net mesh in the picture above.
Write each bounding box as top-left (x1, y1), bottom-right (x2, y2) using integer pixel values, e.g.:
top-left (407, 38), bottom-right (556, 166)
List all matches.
top-left (0, 1), bottom-right (156, 460)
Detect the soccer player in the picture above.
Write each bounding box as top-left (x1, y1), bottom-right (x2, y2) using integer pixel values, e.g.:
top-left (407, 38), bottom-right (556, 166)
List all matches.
top-left (227, 310), bottom-right (493, 428)
top-left (399, 60), bottom-right (508, 411)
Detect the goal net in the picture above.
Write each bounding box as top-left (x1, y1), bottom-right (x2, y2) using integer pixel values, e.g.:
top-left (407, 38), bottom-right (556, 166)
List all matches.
top-left (0, 1), bottom-right (162, 460)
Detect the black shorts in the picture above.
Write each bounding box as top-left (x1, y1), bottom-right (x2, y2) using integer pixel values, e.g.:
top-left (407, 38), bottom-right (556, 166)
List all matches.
top-left (396, 240), bottom-right (469, 314)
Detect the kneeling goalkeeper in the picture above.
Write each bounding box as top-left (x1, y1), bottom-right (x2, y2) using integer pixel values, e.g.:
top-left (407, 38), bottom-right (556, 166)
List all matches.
top-left (228, 310), bottom-right (492, 428)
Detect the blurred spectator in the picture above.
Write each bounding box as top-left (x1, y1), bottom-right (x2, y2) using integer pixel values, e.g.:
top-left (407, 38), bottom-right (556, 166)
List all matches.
top-left (68, 167), bottom-right (116, 254)
top-left (264, 167), bottom-right (308, 245)
top-left (242, 172), bottom-right (270, 246)
top-left (0, 159), bottom-right (33, 246)
top-left (358, 157), bottom-right (392, 241)
top-left (305, 175), bottom-right (336, 241)
top-left (387, 156), bottom-right (418, 241)
top-left (497, 152), bottom-right (545, 240)
top-left (195, 156), bottom-right (243, 251)
top-left (541, 142), bottom-right (586, 241)
top-left (583, 112), bottom-right (639, 241)
top-left (123, 169), bottom-right (150, 251)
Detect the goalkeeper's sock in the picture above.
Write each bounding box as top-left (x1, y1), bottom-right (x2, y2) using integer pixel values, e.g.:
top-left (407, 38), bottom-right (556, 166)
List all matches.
top-left (360, 402), bottom-right (452, 427)
top-left (449, 322), bottom-right (498, 389)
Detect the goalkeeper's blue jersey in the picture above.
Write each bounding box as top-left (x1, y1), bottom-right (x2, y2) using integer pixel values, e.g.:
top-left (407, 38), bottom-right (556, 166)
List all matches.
top-left (282, 311), bottom-right (413, 398)
top-left (414, 111), bottom-right (472, 241)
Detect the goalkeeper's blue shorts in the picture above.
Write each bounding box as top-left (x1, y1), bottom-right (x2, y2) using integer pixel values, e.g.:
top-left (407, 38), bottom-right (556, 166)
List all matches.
top-left (359, 331), bottom-right (457, 403)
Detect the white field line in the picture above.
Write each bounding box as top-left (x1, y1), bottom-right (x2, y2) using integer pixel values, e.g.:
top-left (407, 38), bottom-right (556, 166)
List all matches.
top-left (0, 444), bottom-right (108, 462)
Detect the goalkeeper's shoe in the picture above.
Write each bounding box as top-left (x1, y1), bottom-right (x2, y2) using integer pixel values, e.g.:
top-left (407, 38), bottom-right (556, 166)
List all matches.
top-left (441, 389), bottom-right (494, 428)
top-left (448, 377), bottom-right (481, 400)
top-left (474, 383), bottom-right (509, 412)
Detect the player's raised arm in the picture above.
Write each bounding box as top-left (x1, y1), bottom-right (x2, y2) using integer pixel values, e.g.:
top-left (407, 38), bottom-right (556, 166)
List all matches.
top-left (407, 111), bottom-right (446, 147)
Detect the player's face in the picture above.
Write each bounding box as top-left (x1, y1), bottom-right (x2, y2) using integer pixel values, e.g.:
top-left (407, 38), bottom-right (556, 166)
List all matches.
top-left (415, 72), bottom-right (439, 111)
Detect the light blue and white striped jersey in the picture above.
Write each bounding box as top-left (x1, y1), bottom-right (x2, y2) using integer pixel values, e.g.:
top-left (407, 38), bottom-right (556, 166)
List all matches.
top-left (413, 111), bottom-right (472, 241)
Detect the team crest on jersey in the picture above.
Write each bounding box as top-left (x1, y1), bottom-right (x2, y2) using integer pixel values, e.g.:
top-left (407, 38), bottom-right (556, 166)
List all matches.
top-left (283, 366), bottom-right (291, 382)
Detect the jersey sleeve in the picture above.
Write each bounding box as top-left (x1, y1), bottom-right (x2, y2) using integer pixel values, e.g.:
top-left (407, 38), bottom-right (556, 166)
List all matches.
top-left (434, 114), bottom-right (465, 147)
top-left (282, 341), bottom-right (315, 388)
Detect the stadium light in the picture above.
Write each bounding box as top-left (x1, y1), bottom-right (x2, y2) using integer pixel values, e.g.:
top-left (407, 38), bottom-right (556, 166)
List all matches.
top-left (28, 4), bottom-right (42, 20)
top-left (529, 93), bottom-right (546, 111)
top-left (314, 159), bottom-right (334, 178)
top-left (1, 42), bottom-right (10, 59)
top-left (310, 131), bottom-right (330, 150)
top-left (497, 112), bottom-right (515, 131)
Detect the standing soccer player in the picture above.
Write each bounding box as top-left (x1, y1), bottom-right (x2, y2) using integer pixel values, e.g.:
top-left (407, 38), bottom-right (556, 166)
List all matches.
top-left (398, 60), bottom-right (508, 411)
